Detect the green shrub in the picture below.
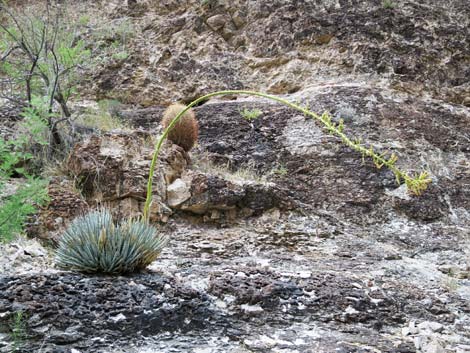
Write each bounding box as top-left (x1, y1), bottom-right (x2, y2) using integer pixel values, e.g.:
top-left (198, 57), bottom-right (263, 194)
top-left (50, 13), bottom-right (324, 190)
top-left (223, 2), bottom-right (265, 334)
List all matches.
top-left (0, 3), bottom-right (91, 120)
top-left (240, 107), bottom-right (263, 121)
top-left (0, 176), bottom-right (48, 242)
top-left (0, 99), bottom-right (49, 242)
top-left (55, 210), bottom-right (168, 274)
top-left (112, 51), bottom-right (129, 61)
top-left (10, 310), bottom-right (27, 351)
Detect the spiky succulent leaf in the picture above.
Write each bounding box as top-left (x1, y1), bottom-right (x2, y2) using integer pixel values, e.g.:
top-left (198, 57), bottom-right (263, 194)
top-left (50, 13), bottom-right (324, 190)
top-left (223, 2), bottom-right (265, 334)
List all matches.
top-left (55, 210), bottom-right (168, 274)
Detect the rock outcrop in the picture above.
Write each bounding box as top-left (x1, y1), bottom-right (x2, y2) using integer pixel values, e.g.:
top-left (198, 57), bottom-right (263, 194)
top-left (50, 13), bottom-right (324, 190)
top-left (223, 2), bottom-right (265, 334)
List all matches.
top-left (41, 129), bottom-right (290, 233)
top-left (66, 130), bottom-right (183, 222)
top-left (27, 178), bottom-right (89, 243)
top-left (82, 0), bottom-right (469, 106)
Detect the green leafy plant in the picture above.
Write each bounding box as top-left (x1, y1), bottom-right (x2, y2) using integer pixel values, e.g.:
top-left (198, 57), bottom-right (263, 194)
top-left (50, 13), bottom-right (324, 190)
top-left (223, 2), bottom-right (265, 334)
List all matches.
top-left (0, 176), bottom-right (48, 242)
top-left (240, 107), bottom-right (263, 121)
top-left (78, 14), bottom-right (91, 26)
top-left (0, 99), bottom-right (49, 242)
top-left (382, 0), bottom-right (396, 9)
top-left (143, 90), bottom-right (431, 220)
top-left (10, 310), bottom-right (27, 351)
top-left (55, 210), bottom-right (167, 274)
top-left (112, 51), bottom-right (129, 61)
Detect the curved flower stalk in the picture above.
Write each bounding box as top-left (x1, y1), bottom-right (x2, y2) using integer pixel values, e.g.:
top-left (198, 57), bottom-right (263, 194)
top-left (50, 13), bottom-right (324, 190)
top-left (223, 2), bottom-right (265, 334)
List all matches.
top-left (143, 90), bottom-right (431, 221)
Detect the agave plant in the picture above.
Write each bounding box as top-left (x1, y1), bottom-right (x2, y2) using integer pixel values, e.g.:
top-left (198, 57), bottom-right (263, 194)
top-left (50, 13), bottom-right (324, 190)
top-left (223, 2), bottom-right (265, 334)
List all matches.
top-left (55, 210), bottom-right (167, 274)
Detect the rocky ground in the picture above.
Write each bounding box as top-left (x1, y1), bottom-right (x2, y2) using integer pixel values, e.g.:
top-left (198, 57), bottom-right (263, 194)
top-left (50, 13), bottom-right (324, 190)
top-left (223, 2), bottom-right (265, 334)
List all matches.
top-left (0, 0), bottom-right (469, 352)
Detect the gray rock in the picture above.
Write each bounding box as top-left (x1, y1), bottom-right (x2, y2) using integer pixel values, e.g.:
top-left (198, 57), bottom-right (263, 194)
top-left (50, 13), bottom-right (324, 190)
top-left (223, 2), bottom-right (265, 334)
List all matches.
top-left (167, 178), bottom-right (191, 207)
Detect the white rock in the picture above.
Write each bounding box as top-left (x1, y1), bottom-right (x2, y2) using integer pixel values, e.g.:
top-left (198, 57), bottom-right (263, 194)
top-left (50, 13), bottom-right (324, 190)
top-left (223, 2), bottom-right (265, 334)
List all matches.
top-left (240, 304), bottom-right (264, 314)
top-left (422, 339), bottom-right (445, 353)
top-left (167, 178), bottom-right (191, 207)
top-left (110, 313), bottom-right (126, 323)
top-left (344, 305), bottom-right (359, 315)
top-left (23, 241), bottom-right (47, 257)
top-left (456, 344), bottom-right (470, 352)
top-left (408, 321), bottom-right (419, 334)
top-left (418, 321), bottom-right (444, 333)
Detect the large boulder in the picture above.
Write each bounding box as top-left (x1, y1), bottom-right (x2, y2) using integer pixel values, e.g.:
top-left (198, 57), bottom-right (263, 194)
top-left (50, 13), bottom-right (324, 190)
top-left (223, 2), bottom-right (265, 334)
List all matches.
top-left (176, 171), bottom-right (293, 221)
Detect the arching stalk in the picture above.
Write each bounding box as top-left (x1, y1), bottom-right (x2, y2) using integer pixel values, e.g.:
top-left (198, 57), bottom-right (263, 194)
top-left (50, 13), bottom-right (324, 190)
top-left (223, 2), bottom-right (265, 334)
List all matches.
top-left (142, 90), bottom-right (431, 221)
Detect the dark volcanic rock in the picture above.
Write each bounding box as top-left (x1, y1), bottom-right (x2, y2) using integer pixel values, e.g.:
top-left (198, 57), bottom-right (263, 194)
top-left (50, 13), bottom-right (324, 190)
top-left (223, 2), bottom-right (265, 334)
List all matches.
top-left (178, 171), bottom-right (294, 220)
top-left (207, 267), bottom-right (452, 327)
top-left (0, 264), bottom-right (463, 352)
top-left (0, 273), bottom-right (218, 352)
top-left (186, 85), bottom-right (468, 224)
top-left (392, 184), bottom-right (450, 221)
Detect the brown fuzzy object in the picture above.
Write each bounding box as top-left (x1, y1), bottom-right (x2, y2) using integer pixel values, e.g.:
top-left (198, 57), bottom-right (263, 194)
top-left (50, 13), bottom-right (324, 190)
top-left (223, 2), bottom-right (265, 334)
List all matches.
top-left (161, 103), bottom-right (199, 151)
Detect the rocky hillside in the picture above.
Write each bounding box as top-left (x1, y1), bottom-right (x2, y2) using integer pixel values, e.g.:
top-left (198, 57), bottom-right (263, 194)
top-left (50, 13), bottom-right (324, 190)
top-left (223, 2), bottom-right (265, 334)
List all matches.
top-left (0, 0), bottom-right (469, 352)
top-left (84, 0), bottom-right (469, 107)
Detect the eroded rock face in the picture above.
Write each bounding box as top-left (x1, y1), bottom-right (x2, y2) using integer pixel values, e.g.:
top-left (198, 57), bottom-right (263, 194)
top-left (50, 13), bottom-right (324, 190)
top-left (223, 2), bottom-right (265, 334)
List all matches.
top-left (82, 0), bottom-right (469, 106)
top-left (27, 178), bottom-right (89, 243)
top-left (0, 273), bottom-right (218, 352)
top-left (186, 85), bottom-right (469, 225)
top-left (66, 130), bottom-right (185, 222)
top-left (117, 82), bottom-right (470, 227)
top-left (57, 130), bottom-right (287, 226)
top-left (177, 171), bottom-right (293, 221)
top-left (0, 254), bottom-right (466, 352)
top-left (2, 1), bottom-right (469, 352)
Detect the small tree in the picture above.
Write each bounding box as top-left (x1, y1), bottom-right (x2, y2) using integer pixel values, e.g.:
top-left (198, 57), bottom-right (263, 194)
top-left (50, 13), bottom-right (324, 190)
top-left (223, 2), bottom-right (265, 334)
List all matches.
top-left (0, 1), bottom-right (90, 153)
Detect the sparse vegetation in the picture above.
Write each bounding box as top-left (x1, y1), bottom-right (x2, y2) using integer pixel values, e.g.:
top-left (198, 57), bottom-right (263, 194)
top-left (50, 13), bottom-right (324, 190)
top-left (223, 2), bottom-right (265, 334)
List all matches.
top-left (93, 18), bottom-right (135, 46)
top-left (90, 17), bottom-right (135, 67)
top-left (0, 1), bottom-right (91, 156)
top-left (382, 0), bottom-right (396, 9)
top-left (10, 310), bottom-right (27, 351)
top-left (112, 51), bottom-right (130, 61)
top-left (270, 164), bottom-right (288, 176)
top-left (193, 151), bottom-right (269, 184)
top-left (161, 103), bottom-right (199, 152)
top-left (55, 209), bottom-right (167, 274)
top-left (75, 100), bottom-right (128, 132)
top-left (240, 107), bottom-right (263, 121)
top-left (78, 14), bottom-right (91, 26)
